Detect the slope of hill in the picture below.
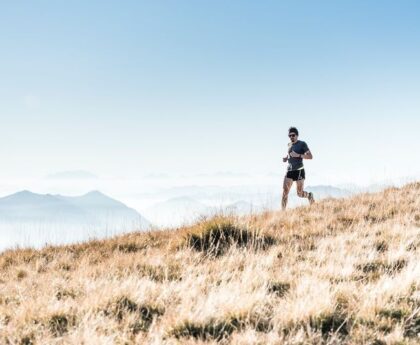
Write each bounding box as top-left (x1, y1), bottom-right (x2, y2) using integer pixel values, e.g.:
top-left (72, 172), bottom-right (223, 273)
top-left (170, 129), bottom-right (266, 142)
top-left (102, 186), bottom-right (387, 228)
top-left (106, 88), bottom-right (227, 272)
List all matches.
top-left (141, 185), bottom-right (352, 227)
top-left (0, 182), bottom-right (419, 344)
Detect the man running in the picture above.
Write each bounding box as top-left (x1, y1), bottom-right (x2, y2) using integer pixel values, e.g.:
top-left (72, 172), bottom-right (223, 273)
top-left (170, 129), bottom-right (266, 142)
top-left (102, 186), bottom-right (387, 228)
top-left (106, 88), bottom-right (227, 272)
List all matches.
top-left (282, 127), bottom-right (314, 210)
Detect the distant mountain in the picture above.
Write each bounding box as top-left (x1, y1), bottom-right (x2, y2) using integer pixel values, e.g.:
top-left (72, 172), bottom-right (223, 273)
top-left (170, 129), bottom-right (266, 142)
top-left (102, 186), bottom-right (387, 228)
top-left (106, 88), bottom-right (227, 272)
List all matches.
top-left (46, 170), bottom-right (98, 180)
top-left (0, 191), bottom-right (88, 223)
top-left (0, 190), bottom-right (150, 230)
top-left (305, 185), bottom-right (352, 198)
top-left (56, 191), bottom-right (148, 228)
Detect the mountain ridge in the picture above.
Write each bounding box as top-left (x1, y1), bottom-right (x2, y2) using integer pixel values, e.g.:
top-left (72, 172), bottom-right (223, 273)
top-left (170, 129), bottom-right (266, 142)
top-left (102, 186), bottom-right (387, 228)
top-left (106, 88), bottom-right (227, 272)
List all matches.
top-left (0, 190), bottom-right (150, 229)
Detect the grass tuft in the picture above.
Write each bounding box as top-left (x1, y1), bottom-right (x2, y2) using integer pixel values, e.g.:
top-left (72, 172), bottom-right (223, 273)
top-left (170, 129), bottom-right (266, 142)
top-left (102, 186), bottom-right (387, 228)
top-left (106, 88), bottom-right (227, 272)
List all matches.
top-left (55, 289), bottom-right (76, 301)
top-left (356, 258), bottom-right (407, 277)
top-left (168, 317), bottom-right (241, 340)
top-left (268, 282), bottom-right (291, 297)
top-left (48, 314), bottom-right (73, 337)
top-left (185, 217), bottom-right (275, 256)
top-left (168, 311), bottom-right (272, 341)
top-left (20, 336), bottom-right (34, 345)
top-left (113, 242), bottom-right (144, 253)
top-left (309, 311), bottom-right (351, 337)
top-left (136, 263), bottom-right (182, 282)
top-left (404, 315), bottom-right (420, 338)
top-left (374, 240), bottom-right (388, 252)
top-left (378, 308), bottom-right (408, 321)
top-left (16, 270), bottom-right (27, 280)
top-left (104, 296), bottom-right (164, 331)
top-left (105, 296), bottom-right (139, 321)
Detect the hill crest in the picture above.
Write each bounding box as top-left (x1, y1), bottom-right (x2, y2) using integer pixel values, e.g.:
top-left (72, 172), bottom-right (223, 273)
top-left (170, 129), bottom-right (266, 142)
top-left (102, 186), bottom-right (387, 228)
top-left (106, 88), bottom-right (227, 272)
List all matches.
top-left (0, 182), bottom-right (419, 344)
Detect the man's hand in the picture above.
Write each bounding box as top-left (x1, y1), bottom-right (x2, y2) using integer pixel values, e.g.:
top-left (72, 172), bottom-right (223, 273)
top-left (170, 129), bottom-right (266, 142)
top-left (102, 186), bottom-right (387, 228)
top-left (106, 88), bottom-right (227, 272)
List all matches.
top-left (282, 156), bottom-right (288, 162)
top-left (289, 151), bottom-right (301, 158)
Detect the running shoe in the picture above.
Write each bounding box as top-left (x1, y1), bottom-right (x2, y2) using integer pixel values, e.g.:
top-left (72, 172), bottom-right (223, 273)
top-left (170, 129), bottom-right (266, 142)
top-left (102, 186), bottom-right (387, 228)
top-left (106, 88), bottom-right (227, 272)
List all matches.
top-left (308, 192), bottom-right (315, 205)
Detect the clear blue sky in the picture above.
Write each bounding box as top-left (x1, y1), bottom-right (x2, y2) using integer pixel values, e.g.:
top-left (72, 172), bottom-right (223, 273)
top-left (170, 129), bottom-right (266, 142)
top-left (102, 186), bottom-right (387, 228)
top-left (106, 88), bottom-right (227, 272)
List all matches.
top-left (1, 1), bottom-right (419, 184)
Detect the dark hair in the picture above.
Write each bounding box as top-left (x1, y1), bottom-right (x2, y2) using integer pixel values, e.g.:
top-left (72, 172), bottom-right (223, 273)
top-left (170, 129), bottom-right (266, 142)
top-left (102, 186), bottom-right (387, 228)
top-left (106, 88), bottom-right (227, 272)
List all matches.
top-left (288, 127), bottom-right (299, 136)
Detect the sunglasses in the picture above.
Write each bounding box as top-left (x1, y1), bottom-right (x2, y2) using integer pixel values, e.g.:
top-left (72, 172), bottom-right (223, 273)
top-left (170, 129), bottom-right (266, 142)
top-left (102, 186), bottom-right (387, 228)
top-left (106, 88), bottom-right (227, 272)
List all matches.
top-left (288, 134), bottom-right (296, 138)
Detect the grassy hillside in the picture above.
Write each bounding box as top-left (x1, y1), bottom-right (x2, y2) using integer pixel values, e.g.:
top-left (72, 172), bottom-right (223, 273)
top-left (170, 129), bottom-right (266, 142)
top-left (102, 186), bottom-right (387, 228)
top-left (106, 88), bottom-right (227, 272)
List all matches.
top-left (1, 182), bottom-right (419, 344)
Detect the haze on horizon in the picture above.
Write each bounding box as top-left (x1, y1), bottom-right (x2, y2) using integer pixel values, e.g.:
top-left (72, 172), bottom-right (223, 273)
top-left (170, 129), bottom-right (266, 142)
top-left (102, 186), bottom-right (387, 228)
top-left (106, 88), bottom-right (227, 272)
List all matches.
top-left (1, 1), bottom-right (419, 187)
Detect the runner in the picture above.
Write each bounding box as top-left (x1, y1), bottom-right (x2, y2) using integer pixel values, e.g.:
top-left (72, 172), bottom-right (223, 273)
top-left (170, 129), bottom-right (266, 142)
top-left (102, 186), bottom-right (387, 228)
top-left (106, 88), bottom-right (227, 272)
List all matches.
top-left (282, 127), bottom-right (314, 210)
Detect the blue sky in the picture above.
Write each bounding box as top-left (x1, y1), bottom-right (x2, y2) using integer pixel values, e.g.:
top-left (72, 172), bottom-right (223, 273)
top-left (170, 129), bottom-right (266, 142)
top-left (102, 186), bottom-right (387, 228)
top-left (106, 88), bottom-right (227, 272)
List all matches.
top-left (1, 1), bottom-right (419, 185)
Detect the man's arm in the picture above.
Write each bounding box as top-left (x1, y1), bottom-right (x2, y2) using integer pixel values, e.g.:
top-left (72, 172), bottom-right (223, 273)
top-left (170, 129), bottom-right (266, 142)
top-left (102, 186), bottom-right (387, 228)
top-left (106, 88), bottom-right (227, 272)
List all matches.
top-left (283, 144), bottom-right (291, 162)
top-left (289, 150), bottom-right (312, 159)
top-left (301, 150), bottom-right (313, 159)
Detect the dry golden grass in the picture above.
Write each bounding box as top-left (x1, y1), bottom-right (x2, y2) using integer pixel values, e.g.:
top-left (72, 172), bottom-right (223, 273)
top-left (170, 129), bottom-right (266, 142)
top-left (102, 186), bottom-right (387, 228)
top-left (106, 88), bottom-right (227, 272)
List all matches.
top-left (0, 182), bottom-right (419, 344)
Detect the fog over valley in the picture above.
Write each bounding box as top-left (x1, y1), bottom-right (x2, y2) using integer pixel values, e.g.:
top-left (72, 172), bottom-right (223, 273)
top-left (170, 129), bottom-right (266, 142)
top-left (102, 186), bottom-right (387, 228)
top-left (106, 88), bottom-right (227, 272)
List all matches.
top-left (1, 170), bottom-right (417, 251)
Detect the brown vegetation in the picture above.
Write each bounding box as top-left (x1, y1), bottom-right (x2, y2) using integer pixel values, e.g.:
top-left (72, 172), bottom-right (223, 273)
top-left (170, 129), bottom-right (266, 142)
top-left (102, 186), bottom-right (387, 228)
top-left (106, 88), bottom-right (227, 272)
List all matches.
top-left (0, 182), bottom-right (419, 344)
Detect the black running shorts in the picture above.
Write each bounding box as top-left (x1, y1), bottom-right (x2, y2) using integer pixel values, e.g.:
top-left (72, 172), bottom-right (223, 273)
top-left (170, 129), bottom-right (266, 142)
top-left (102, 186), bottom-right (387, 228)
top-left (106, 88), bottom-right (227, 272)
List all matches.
top-left (286, 169), bottom-right (305, 181)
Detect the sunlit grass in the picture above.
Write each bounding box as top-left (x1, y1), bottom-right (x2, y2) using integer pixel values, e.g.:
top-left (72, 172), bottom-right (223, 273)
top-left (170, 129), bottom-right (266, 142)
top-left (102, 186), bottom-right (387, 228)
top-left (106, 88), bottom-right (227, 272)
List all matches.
top-left (0, 182), bottom-right (419, 344)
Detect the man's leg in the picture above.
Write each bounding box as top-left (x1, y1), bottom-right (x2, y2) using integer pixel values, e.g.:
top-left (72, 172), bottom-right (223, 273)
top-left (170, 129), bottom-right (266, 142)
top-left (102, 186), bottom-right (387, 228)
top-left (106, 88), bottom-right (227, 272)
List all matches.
top-left (296, 179), bottom-right (314, 204)
top-left (296, 179), bottom-right (308, 198)
top-left (282, 177), bottom-right (293, 210)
